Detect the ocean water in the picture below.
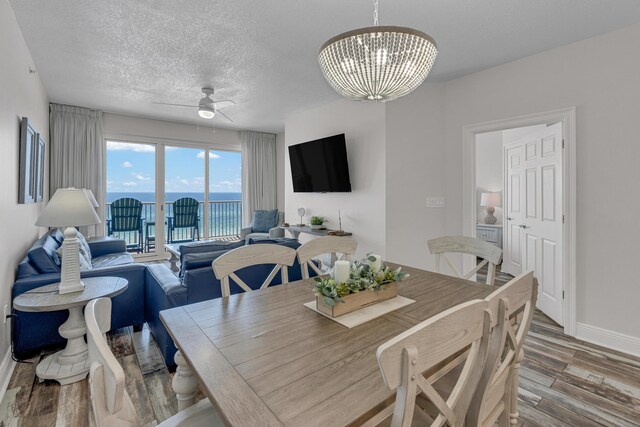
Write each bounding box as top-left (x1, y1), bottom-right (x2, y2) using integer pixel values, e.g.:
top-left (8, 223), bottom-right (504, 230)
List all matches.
top-left (106, 192), bottom-right (241, 203)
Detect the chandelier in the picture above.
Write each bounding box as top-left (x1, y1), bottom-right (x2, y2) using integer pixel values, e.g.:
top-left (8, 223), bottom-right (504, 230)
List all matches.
top-left (318, 0), bottom-right (438, 102)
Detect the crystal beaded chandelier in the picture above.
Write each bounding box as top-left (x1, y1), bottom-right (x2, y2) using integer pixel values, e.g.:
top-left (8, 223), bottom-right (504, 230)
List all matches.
top-left (318, 0), bottom-right (438, 102)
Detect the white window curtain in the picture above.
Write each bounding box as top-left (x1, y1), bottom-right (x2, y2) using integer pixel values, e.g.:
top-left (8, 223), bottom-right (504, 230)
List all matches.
top-left (241, 131), bottom-right (277, 226)
top-left (49, 104), bottom-right (104, 235)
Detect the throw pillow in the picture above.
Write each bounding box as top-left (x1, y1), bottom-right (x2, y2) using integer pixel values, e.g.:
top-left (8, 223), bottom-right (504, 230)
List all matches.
top-left (76, 231), bottom-right (92, 263)
top-left (252, 209), bottom-right (278, 233)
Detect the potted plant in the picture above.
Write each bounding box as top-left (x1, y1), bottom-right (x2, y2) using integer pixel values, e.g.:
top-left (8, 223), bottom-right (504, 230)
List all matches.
top-left (309, 216), bottom-right (327, 230)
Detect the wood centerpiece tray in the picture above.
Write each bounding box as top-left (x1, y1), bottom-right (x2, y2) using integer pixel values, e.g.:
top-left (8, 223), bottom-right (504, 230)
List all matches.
top-left (316, 282), bottom-right (398, 317)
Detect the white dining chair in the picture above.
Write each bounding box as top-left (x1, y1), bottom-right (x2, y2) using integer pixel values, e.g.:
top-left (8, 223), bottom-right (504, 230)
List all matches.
top-left (212, 244), bottom-right (297, 297)
top-left (86, 298), bottom-right (224, 427)
top-left (427, 236), bottom-right (503, 285)
top-left (365, 300), bottom-right (491, 427)
top-left (296, 236), bottom-right (358, 279)
top-left (467, 271), bottom-right (537, 426)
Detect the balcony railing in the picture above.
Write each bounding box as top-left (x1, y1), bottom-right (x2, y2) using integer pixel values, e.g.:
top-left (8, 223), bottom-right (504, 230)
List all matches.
top-left (106, 200), bottom-right (242, 253)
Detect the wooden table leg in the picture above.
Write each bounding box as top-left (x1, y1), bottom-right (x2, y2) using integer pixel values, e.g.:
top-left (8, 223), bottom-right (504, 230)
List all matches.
top-left (172, 349), bottom-right (197, 411)
top-left (36, 306), bottom-right (90, 385)
top-left (168, 251), bottom-right (179, 272)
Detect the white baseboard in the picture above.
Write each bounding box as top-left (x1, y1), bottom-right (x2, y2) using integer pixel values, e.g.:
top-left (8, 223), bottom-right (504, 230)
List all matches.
top-left (575, 322), bottom-right (640, 358)
top-left (0, 349), bottom-right (16, 404)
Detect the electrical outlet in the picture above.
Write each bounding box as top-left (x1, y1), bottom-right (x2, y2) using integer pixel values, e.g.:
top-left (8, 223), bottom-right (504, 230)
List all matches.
top-left (426, 197), bottom-right (445, 208)
top-left (3, 304), bottom-right (8, 324)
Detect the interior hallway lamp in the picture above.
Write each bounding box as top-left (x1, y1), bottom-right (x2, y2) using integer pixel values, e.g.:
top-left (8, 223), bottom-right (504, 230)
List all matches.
top-left (318, 0), bottom-right (438, 102)
top-left (480, 192), bottom-right (502, 225)
top-left (35, 188), bottom-right (101, 294)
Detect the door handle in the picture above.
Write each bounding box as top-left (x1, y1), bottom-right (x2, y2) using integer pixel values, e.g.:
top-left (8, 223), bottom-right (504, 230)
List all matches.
top-left (506, 217), bottom-right (514, 221)
top-left (519, 224), bottom-right (529, 229)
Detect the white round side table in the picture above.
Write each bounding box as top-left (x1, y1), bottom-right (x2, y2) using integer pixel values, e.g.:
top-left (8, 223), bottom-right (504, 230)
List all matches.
top-left (13, 276), bottom-right (128, 385)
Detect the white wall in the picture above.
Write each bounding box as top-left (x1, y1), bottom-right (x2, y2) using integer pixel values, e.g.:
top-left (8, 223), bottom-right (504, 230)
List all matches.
top-left (284, 99), bottom-right (386, 258)
top-left (475, 131), bottom-right (503, 224)
top-left (385, 82), bottom-right (446, 270)
top-left (0, 0), bottom-right (49, 388)
top-left (275, 132), bottom-right (285, 211)
top-left (103, 113), bottom-right (242, 150)
top-left (441, 23), bottom-right (640, 345)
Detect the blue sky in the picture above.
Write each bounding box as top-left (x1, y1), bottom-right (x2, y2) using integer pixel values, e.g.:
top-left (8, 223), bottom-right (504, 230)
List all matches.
top-left (106, 141), bottom-right (241, 193)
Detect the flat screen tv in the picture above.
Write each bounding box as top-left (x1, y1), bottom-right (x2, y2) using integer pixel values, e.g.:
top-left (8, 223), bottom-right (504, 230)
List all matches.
top-left (289, 133), bottom-right (351, 192)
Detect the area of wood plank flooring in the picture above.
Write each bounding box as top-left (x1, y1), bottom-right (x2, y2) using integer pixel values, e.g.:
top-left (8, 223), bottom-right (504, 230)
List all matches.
top-left (2, 266), bottom-right (640, 426)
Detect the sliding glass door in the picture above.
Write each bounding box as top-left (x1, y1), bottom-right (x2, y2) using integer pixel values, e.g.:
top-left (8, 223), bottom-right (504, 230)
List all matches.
top-left (208, 150), bottom-right (242, 237)
top-left (105, 141), bottom-right (242, 259)
top-left (105, 141), bottom-right (158, 256)
top-left (164, 146), bottom-right (205, 243)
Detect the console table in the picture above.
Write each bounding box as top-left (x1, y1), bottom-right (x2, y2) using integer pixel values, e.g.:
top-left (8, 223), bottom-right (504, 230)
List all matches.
top-left (476, 223), bottom-right (503, 248)
top-left (13, 277), bottom-right (128, 385)
top-left (279, 225), bottom-right (352, 240)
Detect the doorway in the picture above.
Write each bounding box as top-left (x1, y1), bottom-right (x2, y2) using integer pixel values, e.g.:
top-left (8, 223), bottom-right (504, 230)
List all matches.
top-left (462, 108), bottom-right (576, 336)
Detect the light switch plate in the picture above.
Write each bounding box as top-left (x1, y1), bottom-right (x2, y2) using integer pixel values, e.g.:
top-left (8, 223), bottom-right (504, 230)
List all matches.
top-left (426, 197), bottom-right (445, 208)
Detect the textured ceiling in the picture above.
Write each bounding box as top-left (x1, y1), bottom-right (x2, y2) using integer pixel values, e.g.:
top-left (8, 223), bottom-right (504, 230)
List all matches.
top-left (9, 0), bottom-right (640, 133)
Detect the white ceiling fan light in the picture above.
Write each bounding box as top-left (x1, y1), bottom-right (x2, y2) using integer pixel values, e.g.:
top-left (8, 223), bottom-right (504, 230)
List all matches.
top-left (153, 87), bottom-right (235, 122)
top-left (198, 105), bottom-right (215, 119)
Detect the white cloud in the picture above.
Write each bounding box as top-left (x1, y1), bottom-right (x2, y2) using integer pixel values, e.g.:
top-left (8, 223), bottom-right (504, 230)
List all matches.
top-left (180, 179), bottom-right (190, 185)
top-left (196, 151), bottom-right (221, 159)
top-left (107, 141), bottom-right (155, 153)
top-left (121, 161), bottom-right (133, 168)
top-left (212, 178), bottom-right (241, 192)
top-left (131, 172), bottom-right (150, 181)
top-left (122, 182), bottom-right (138, 187)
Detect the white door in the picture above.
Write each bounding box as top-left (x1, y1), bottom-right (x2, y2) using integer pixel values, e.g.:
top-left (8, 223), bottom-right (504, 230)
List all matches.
top-left (504, 123), bottom-right (564, 325)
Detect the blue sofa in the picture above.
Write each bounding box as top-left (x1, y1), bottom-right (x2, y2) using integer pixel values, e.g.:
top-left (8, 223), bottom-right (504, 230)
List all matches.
top-left (145, 238), bottom-right (311, 369)
top-left (12, 232), bottom-right (315, 369)
top-left (12, 230), bottom-right (145, 358)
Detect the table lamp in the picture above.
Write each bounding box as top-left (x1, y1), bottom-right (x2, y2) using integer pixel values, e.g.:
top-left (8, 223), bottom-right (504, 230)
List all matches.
top-left (480, 192), bottom-right (501, 225)
top-left (82, 188), bottom-right (99, 237)
top-left (35, 188), bottom-right (101, 294)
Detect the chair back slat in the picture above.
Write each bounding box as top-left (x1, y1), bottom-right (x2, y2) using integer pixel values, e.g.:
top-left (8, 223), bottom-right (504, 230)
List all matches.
top-left (86, 298), bottom-right (140, 426)
top-left (376, 300), bottom-right (491, 427)
top-left (297, 236), bottom-right (358, 279)
top-left (212, 244), bottom-right (297, 297)
top-left (428, 236), bottom-right (503, 285)
top-left (172, 197), bottom-right (200, 228)
top-left (110, 198), bottom-right (143, 233)
top-left (467, 271), bottom-right (537, 426)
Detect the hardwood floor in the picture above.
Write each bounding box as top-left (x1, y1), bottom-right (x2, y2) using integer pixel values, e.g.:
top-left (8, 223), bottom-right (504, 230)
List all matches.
top-left (2, 268), bottom-right (639, 426)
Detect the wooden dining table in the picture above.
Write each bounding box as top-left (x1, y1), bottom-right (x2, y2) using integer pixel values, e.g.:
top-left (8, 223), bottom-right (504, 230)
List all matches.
top-left (160, 264), bottom-right (497, 427)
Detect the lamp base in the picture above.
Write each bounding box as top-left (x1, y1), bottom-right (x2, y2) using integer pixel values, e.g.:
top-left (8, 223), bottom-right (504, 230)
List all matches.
top-left (58, 281), bottom-right (85, 295)
top-left (59, 227), bottom-right (85, 295)
top-left (484, 207), bottom-right (497, 225)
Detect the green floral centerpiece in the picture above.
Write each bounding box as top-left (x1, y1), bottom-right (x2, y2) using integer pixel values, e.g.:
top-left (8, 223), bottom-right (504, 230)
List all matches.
top-left (312, 256), bottom-right (409, 317)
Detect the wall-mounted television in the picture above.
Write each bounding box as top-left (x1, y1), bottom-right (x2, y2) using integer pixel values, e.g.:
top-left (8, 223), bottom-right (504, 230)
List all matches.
top-left (289, 133), bottom-right (351, 192)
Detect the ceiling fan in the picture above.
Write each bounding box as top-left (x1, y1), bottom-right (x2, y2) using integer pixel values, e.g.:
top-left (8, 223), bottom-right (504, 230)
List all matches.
top-left (153, 87), bottom-right (235, 122)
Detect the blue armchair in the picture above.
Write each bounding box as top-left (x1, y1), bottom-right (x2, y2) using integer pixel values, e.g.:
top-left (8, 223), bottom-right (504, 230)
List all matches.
top-left (240, 210), bottom-right (285, 241)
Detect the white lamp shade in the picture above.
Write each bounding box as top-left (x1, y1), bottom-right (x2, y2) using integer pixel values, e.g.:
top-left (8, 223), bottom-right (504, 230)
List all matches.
top-left (480, 192), bottom-right (502, 207)
top-left (83, 188), bottom-right (99, 208)
top-left (36, 188), bottom-right (101, 227)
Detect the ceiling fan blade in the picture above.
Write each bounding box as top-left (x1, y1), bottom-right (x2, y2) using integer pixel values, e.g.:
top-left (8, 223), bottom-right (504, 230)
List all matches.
top-left (216, 110), bottom-right (233, 122)
top-left (153, 102), bottom-right (199, 107)
top-left (212, 99), bottom-right (236, 105)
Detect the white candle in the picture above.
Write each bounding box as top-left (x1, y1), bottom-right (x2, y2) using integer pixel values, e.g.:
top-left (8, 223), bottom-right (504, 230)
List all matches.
top-left (367, 254), bottom-right (382, 272)
top-left (333, 260), bottom-right (351, 284)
